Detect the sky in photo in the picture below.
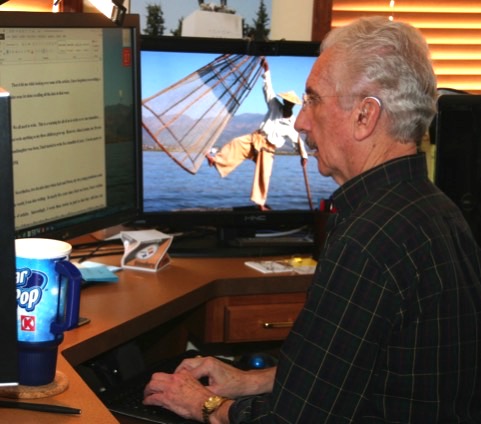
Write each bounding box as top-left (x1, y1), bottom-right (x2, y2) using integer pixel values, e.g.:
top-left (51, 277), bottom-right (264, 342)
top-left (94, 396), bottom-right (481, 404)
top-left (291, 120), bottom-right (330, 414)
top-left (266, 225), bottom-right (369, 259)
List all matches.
top-left (141, 51), bottom-right (315, 115)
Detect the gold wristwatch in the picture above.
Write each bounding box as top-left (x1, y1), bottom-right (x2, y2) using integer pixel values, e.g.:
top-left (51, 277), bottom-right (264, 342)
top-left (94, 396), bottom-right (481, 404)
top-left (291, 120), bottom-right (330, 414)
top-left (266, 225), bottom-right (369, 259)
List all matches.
top-left (202, 395), bottom-right (228, 424)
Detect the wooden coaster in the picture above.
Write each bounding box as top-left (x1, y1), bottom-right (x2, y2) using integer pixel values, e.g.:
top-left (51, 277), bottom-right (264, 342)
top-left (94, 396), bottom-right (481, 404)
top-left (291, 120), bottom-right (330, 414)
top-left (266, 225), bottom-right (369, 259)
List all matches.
top-left (0, 371), bottom-right (68, 399)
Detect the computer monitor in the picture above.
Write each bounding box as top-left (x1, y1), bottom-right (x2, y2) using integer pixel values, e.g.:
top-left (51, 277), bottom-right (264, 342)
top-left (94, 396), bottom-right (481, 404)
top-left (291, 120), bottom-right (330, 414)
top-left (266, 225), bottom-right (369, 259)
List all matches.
top-left (139, 36), bottom-right (338, 255)
top-left (0, 12), bottom-right (142, 241)
top-left (0, 89), bottom-right (19, 386)
top-left (433, 94), bottom-right (481, 245)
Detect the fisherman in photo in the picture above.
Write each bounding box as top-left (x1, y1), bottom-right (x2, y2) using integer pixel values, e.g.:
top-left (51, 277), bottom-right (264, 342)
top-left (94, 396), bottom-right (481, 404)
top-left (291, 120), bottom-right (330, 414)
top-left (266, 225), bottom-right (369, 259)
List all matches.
top-left (206, 58), bottom-right (308, 210)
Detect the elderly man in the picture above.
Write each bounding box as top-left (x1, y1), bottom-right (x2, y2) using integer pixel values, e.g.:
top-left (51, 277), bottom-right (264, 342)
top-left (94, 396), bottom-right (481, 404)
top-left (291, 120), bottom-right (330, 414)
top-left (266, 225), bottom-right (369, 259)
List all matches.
top-left (143, 16), bottom-right (481, 423)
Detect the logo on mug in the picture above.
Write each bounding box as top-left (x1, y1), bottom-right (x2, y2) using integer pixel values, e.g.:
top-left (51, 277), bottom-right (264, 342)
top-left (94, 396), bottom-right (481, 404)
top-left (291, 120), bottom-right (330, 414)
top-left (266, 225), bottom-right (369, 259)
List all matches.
top-left (21, 315), bottom-right (36, 332)
top-left (16, 267), bottom-right (48, 313)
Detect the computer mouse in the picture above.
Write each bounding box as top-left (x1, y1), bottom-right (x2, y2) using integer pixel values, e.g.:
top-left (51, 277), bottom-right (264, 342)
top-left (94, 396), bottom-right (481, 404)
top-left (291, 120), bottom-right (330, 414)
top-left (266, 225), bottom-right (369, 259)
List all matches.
top-left (236, 352), bottom-right (278, 370)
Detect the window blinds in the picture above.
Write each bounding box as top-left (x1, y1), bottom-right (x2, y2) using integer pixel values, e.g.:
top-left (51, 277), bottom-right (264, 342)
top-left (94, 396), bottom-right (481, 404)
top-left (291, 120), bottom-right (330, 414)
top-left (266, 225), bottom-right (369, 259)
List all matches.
top-left (330, 0), bottom-right (481, 93)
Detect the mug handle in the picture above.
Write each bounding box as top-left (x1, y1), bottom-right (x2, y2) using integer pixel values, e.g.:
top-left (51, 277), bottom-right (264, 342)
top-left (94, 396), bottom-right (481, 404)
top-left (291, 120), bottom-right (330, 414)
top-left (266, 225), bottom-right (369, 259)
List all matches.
top-left (50, 261), bottom-right (83, 335)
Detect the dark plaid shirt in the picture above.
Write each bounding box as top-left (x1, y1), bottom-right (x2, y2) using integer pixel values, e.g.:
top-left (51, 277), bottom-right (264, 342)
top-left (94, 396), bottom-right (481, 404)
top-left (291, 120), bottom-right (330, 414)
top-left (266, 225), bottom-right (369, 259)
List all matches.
top-left (230, 153), bottom-right (481, 423)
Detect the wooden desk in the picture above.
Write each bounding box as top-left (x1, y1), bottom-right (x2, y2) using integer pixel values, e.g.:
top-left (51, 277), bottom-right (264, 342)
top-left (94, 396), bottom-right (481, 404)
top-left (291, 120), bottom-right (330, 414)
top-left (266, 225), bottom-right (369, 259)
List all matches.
top-left (1, 255), bottom-right (311, 423)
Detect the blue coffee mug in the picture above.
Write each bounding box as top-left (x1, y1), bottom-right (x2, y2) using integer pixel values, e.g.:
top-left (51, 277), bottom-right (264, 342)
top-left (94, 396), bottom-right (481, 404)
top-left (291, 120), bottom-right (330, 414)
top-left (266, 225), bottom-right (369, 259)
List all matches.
top-left (15, 238), bottom-right (82, 386)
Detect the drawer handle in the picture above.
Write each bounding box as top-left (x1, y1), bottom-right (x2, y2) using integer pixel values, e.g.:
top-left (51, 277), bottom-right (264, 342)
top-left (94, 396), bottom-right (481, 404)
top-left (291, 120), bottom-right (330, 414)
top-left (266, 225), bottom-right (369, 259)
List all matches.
top-left (263, 321), bottom-right (293, 329)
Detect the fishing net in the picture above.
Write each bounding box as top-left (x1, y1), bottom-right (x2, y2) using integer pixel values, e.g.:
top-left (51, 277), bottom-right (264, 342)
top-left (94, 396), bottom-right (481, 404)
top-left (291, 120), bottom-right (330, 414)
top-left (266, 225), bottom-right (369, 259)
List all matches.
top-left (142, 54), bottom-right (263, 174)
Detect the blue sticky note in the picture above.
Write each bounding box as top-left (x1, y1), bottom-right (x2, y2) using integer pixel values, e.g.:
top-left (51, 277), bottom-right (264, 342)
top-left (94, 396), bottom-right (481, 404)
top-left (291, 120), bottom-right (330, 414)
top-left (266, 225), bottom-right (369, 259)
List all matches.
top-left (78, 264), bottom-right (119, 283)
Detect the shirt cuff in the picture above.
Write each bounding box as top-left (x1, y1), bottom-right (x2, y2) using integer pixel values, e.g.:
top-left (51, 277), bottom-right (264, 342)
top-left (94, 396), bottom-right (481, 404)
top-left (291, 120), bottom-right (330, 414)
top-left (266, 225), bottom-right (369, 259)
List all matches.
top-left (228, 394), bottom-right (272, 423)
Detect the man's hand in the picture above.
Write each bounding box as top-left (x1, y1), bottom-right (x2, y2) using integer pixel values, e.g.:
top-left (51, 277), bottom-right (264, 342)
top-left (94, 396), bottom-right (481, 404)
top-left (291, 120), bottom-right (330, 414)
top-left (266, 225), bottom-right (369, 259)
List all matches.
top-left (143, 369), bottom-right (212, 421)
top-left (177, 355), bottom-right (276, 398)
top-left (143, 355), bottom-right (276, 421)
top-left (176, 356), bottom-right (252, 398)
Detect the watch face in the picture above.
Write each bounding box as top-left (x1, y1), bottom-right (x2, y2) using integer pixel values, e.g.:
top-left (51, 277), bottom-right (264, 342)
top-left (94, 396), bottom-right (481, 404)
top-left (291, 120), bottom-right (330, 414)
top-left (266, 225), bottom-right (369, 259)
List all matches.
top-left (204, 395), bottom-right (226, 412)
top-left (203, 396), bottom-right (227, 424)
top-left (205, 396), bottom-right (222, 409)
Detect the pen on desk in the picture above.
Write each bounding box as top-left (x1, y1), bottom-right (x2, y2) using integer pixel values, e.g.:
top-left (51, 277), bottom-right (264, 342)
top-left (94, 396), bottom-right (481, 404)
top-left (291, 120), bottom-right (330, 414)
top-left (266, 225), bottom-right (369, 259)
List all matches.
top-left (0, 399), bottom-right (81, 415)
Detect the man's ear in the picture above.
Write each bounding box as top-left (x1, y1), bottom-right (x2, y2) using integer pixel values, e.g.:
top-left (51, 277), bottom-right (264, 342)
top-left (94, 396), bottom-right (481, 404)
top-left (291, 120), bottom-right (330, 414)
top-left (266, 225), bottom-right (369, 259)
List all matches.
top-left (353, 96), bottom-right (382, 140)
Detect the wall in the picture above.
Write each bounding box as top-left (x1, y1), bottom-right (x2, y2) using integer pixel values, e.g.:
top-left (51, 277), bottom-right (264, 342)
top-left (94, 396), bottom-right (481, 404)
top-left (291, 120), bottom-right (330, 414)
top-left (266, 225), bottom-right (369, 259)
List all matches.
top-left (271, 0), bottom-right (314, 41)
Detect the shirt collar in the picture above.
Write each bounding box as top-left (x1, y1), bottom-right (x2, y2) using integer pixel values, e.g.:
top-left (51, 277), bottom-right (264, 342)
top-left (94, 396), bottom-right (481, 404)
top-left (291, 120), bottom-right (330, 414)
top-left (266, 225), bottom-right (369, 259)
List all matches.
top-left (331, 153), bottom-right (429, 219)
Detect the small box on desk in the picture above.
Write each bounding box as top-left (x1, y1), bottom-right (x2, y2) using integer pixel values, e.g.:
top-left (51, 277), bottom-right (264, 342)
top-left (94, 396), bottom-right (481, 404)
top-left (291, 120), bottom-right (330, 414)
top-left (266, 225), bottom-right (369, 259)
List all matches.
top-left (121, 230), bottom-right (173, 272)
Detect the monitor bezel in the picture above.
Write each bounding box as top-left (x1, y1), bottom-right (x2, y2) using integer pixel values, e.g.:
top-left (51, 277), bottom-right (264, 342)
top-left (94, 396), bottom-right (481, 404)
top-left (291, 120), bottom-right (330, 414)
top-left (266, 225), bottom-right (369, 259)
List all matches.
top-left (0, 90), bottom-right (19, 386)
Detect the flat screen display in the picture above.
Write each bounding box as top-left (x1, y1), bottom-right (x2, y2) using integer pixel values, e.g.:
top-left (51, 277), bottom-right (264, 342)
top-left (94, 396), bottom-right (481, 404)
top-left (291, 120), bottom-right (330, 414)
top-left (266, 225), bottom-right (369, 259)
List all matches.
top-left (433, 94), bottom-right (481, 245)
top-left (0, 12), bottom-right (142, 240)
top-left (140, 36), bottom-right (338, 246)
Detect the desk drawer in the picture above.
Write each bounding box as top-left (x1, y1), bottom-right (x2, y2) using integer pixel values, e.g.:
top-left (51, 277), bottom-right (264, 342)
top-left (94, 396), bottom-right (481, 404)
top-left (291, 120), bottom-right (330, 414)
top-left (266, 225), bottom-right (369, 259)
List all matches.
top-left (186, 292), bottom-right (306, 344)
top-left (224, 302), bottom-right (303, 342)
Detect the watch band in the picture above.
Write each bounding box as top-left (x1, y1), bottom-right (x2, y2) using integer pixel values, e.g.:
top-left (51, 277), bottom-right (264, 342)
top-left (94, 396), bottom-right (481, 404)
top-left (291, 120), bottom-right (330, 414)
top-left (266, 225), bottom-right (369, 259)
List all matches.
top-left (202, 395), bottom-right (228, 424)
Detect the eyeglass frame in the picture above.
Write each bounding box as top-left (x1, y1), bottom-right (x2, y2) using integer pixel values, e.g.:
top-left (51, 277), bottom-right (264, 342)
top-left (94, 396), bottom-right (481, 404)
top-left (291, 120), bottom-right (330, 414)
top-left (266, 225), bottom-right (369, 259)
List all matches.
top-left (301, 93), bottom-right (382, 110)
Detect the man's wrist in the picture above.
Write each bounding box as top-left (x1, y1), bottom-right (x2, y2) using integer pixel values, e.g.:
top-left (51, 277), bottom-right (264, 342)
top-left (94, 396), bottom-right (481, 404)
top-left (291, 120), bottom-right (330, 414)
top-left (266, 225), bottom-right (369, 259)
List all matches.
top-left (209, 398), bottom-right (233, 424)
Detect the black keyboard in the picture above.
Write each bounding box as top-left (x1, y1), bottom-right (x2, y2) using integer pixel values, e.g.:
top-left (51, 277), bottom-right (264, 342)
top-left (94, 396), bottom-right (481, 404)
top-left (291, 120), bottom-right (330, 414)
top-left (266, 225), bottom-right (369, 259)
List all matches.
top-left (98, 350), bottom-right (200, 423)
top-left (232, 236), bottom-right (313, 247)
